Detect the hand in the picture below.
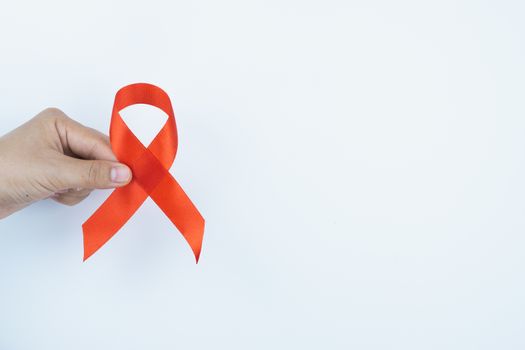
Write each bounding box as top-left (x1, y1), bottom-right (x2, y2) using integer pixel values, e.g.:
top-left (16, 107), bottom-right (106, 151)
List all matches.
top-left (0, 107), bottom-right (132, 219)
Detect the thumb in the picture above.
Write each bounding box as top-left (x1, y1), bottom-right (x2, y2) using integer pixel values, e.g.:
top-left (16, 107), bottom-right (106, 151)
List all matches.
top-left (58, 157), bottom-right (132, 190)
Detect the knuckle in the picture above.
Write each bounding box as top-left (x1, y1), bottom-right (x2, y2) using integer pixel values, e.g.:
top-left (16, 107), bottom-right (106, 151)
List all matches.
top-left (53, 195), bottom-right (75, 206)
top-left (43, 107), bottom-right (66, 119)
top-left (63, 197), bottom-right (81, 206)
top-left (87, 162), bottom-right (109, 187)
top-left (64, 199), bottom-right (78, 207)
top-left (34, 107), bottom-right (68, 126)
top-left (87, 162), bottom-right (98, 185)
top-left (43, 107), bottom-right (63, 115)
top-left (72, 189), bottom-right (91, 199)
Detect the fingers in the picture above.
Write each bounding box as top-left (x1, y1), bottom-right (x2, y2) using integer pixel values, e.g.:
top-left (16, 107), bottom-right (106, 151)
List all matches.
top-left (35, 109), bottom-right (133, 193)
top-left (52, 110), bottom-right (117, 161)
top-left (57, 157), bottom-right (132, 190)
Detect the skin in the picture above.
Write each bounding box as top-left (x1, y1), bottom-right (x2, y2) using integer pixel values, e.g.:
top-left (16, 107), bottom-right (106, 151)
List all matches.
top-left (0, 107), bottom-right (132, 219)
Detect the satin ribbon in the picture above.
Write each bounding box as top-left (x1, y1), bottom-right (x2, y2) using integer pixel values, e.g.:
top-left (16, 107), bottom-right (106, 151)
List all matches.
top-left (82, 83), bottom-right (205, 262)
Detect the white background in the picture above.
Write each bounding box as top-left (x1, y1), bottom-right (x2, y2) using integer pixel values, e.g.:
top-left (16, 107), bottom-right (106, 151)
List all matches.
top-left (1, 0), bottom-right (525, 349)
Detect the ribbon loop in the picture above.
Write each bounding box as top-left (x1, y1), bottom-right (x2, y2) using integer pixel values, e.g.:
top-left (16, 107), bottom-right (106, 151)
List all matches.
top-left (82, 83), bottom-right (205, 262)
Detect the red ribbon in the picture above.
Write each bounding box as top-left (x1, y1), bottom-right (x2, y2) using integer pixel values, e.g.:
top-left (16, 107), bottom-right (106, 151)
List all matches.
top-left (82, 83), bottom-right (205, 262)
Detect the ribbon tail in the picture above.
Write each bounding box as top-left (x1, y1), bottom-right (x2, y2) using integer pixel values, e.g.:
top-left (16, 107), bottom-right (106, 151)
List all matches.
top-left (82, 182), bottom-right (147, 261)
top-left (150, 175), bottom-right (205, 263)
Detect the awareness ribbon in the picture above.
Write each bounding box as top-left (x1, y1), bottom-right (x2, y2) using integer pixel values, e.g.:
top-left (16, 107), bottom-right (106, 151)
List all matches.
top-left (82, 83), bottom-right (205, 262)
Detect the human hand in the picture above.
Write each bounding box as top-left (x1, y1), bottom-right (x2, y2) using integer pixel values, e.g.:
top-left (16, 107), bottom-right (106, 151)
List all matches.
top-left (0, 108), bottom-right (132, 219)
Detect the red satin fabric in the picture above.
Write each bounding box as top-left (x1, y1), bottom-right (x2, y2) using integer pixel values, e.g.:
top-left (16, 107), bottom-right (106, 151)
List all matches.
top-left (82, 83), bottom-right (205, 262)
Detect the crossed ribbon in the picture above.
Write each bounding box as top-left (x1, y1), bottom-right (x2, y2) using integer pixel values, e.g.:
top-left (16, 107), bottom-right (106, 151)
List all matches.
top-left (82, 83), bottom-right (205, 262)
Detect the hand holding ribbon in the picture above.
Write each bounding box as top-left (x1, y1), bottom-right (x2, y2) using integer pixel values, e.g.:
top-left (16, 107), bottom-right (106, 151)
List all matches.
top-left (82, 83), bottom-right (205, 262)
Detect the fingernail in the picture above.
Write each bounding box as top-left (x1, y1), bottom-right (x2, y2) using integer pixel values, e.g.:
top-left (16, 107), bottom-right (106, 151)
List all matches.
top-left (110, 165), bottom-right (131, 183)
